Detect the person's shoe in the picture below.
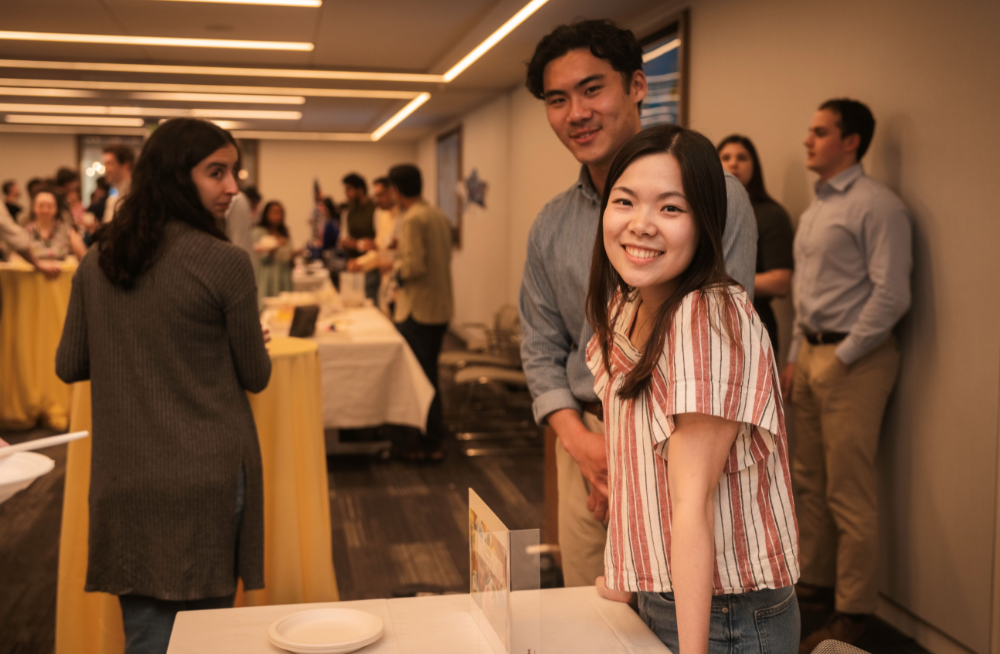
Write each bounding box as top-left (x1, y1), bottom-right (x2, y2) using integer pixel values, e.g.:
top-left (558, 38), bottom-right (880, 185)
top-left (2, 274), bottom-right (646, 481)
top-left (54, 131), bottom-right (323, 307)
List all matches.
top-left (794, 582), bottom-right (835, 609)
top-left (798, 612), bottom-right (868, 654)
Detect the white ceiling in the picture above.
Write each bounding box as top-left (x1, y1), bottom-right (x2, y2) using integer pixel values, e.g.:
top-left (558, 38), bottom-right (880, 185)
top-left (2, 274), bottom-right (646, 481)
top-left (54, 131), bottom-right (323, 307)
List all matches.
top-left (0, 0), bottom-right (682, 140)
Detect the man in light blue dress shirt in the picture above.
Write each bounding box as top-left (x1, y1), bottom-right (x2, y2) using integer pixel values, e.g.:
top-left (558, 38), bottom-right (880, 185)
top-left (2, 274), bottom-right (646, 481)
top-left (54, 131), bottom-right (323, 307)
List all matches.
top-left (782, 99), bottom-right (912, 652)
top-left (518, 20), bottom-right (758, 589)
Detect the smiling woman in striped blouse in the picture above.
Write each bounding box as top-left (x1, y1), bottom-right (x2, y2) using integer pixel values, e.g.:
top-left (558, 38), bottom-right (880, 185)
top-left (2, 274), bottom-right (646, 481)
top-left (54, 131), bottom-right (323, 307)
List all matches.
top-left (585, 124), bottom-right (801, 654)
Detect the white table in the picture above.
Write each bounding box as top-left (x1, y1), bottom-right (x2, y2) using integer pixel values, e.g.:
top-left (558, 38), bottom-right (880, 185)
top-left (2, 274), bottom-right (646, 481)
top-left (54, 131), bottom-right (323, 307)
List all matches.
top-left (167, 587), bottom-right (670, 654)
top-left (311, 307), bottom-right (434, 455)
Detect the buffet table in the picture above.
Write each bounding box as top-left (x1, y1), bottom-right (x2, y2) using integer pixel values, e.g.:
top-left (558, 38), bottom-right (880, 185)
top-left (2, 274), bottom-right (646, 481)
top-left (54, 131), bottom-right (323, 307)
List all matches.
top-left (167, 587), bottom-right (671, 654)
top-left (0, 259), bottom-right (76, 431)
top-left (55, 337), bottom-right (339, 654)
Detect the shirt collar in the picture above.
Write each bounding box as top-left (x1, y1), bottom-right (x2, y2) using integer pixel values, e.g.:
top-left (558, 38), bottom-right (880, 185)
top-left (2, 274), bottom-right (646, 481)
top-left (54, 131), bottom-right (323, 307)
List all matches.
top-left (575, 166), bottom-right (601, 204)
top-left (817, 163), bottom-right (864, 195)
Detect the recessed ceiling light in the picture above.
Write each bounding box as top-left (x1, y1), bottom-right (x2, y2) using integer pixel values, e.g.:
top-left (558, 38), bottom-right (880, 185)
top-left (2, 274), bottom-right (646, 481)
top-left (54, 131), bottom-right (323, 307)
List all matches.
top-left (370, 93), bottom-right (430, 141)
top-left (0, 79), bottom-right (423, 101)
top-left (5, 115), bottom-right (146, 127)
top-left (156, 0), bottom-right (322, 5)
top-left (0, 103), bottom-right (301, 120)
top-left (0, 31), bottom-right (313, 51)
top-left (0, 59), bottom-right (442, 83)
top-left (442, 0), bottom-right (550, 82)
top-left (230, 130), bottom-right (371, 141)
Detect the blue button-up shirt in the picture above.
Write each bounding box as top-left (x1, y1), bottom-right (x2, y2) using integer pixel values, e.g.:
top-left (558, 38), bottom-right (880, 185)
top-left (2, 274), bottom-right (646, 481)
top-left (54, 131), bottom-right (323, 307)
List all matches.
top-left (789, 163), bottom-right (912, 365)
top-left (519, 166), bottom-right (758, 424)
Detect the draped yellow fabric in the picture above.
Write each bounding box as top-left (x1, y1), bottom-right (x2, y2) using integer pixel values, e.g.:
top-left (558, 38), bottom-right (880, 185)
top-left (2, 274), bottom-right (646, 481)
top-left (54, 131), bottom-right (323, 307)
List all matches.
top-left (55, 337), bottom-right (338, 654)
top-left (0, 262), bottom-right (75, 431)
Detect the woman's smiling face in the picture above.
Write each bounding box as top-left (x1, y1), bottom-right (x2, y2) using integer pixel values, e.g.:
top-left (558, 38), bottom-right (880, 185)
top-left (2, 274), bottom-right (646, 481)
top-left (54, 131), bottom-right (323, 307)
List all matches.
top-left (603, 152), bottom-right (699, 303)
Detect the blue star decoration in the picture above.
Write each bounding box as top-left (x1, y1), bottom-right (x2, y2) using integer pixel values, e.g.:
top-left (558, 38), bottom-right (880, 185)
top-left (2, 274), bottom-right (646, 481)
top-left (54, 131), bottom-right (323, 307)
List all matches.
top-left (465, 168), bottom-right (488, 209)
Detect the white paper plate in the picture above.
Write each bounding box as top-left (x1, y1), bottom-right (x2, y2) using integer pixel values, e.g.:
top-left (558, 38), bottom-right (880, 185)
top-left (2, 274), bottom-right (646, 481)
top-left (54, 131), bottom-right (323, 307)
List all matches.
top-left (0, 452), bottom-right (55, 505)
top-left (269, 608), bottom-right (384, 654)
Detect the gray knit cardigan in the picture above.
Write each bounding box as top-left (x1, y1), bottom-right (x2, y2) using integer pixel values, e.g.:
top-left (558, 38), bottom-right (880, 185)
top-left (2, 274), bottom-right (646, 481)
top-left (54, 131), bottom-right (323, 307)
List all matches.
top-left (56, 220), bottom-right (272, 600)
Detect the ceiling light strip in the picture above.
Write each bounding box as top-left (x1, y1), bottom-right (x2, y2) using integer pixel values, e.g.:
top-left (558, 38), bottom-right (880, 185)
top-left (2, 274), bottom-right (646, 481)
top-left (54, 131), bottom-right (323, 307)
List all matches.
top-left (231, 130), bottom-right (371, 141)
top-left (0, 31), bottom-right (313, 51)
top-left (442, 0), bottom-right (550, 82)
top-left (0, 79), bottom-right (420, 100)
top-left (0, 103), bottom-right (301, 120)
top-left (155, 0), bottom-right (321, 6)
top-left (0, 60), bottom-right (442, 83)
top-left (0, 87), bottom-right (99, 98)
top-left (370, 92), bottom-right (430, 141)
top-left (5, 114), bottom-right (145, 127)
top-left (0, 124), bottom-right (149, 136)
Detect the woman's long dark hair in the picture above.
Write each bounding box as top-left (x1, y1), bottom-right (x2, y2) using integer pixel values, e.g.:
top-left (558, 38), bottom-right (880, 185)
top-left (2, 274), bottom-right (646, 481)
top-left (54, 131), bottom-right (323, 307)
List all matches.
top-left (586, 124), bottom-right (736, 399)
top-left (717, 134), bottom-right (771, 202)
top-left (95, 118), bottom-right (237, 289)
top-left (258, 200), bottom-right (289, 238)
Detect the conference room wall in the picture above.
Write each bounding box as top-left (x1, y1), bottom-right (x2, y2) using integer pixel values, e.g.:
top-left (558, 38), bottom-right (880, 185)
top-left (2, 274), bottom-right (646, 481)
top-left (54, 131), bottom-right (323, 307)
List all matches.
top-left (257, 139), bottom-right (417, 247)
top-left (0, 133), bottom-right (78, 215)
top-left (684, 0), bottom-right (1000, 651)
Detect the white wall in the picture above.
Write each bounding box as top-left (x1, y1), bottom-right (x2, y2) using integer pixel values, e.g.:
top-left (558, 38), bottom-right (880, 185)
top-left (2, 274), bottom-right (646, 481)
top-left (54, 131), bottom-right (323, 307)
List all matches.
top-left (685, 0), bottom-right (1000, 651)
top-left (257, 139), bottom-right (417, 245)
top-left (0, 133), bottom-right (77, 215)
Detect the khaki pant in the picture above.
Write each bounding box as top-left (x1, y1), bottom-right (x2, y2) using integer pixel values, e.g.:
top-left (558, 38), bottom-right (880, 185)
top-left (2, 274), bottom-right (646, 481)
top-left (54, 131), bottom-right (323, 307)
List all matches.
top-left (555, 412), bottom-right (609, 588)
top-left (791, 335), bottom-right (900, 614)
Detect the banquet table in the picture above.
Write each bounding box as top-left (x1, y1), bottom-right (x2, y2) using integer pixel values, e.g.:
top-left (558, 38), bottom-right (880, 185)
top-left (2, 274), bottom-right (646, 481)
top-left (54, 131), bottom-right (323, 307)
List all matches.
top-left (55, 337), bottom-right (339, 654)
top-left (0, 258), bottom-right (77, 431)
top-left (167, 587), bottom-right (671, 654)
top-left (314, 306), bottom-right (434, 432)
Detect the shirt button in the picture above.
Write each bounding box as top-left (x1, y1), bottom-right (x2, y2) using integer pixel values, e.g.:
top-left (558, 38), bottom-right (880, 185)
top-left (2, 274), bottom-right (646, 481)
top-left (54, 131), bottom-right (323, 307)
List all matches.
top-left (722, 607), bottom-right (729, 614)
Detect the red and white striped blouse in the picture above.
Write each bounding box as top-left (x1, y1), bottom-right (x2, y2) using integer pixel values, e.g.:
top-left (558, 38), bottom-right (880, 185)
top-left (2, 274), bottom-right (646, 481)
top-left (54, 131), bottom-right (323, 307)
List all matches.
top-left (586, 286), bottom-right (799, 595)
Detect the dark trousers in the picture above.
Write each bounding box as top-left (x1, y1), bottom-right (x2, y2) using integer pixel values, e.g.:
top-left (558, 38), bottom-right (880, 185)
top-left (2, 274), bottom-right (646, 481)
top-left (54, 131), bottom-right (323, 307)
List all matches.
top-left (119, 593), bottom-right (236, 654)
top-left (395, 316), bottom-right (448, 450)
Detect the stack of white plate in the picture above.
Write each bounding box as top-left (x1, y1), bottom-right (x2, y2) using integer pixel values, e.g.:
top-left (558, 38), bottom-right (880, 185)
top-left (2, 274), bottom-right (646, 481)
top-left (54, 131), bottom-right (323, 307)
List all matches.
top-left (0, 452), bottom-right (55, 505)
top-left (269, 608), bottom-right (385, 654)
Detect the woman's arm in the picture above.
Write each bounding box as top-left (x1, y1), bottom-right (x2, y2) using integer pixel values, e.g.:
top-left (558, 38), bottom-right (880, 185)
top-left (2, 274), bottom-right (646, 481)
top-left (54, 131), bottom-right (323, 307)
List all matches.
top-left (56, 271), bottom-right (90, 383)
top-left (754, 268), bottom-right (792, 298)
top-left (224, 256), bottom-right (272, 393)
top-left (668, 412), bottom-right (739, 654)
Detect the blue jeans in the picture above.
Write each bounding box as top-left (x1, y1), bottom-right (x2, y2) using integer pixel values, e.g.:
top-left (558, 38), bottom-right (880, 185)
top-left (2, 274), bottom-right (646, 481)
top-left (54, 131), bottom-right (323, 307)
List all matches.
top-left (118, 468), bottom-right (246, 654)
top-left (639, 586), bottom-right (800, 654)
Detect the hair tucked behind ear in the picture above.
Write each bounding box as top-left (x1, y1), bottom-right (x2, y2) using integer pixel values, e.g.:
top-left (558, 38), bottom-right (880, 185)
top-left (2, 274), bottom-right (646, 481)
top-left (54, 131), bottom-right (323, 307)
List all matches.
top-left (586, 124), bottom-right (737, 399)
top-left (94, 118), bottom-right (236, 289)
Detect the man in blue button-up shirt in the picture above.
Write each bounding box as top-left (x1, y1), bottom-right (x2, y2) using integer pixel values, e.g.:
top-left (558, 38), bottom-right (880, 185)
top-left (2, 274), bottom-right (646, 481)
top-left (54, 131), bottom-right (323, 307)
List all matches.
top-left (783, 99), bottom-right (912, 653)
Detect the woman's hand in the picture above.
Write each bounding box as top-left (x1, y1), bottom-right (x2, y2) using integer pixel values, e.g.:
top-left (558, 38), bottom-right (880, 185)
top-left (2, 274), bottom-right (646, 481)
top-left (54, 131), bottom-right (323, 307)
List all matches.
top-left (596, 576), bottom-right (636, 606)
top-left (262, 326), bottom-right (271, 344)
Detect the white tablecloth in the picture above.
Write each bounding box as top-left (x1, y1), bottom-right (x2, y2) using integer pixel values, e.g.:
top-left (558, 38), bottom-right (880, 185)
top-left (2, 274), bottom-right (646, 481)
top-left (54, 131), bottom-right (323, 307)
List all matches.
top-left (314, 307), bottom-right (434, 431)
top-left (167, 587), bottom-right (670, 654)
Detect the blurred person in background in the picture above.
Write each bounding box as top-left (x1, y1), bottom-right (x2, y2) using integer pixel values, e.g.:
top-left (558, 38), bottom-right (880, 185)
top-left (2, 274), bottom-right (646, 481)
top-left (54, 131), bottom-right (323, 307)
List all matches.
top-left (340, 172), bottom-right (379, 302)
top-left (3, 180), bottom-right (22, 222)
top-left (389, 164), bottom-right (453, 461)
top-left (225, 185), bottom-right (262, 262)
top-left (26, 177), bottom-right (45, 200)
top-left (0, 200), bottom-right (61, 275)
top-left (718, 134), bottom-right (794, 351)
top-left (347, 176), bottom-right (400, 314)
top-left (56, 118), bottom-right (271, 654)
top-left (102, 144), bottom-right (136, 223)
top-left (56, 167), bottom-right (100, 239)
top-left (24, 185), bottom-right (86, 261)
top-left (87, 176), bottom-right (111, 221)
top-left (253, 200), bottom-right (298, 305)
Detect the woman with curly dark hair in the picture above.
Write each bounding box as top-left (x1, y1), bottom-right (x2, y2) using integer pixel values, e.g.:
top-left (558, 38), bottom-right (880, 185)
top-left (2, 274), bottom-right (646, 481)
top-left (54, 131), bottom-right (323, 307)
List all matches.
top-left (56, 118), bottom-right (271, 654)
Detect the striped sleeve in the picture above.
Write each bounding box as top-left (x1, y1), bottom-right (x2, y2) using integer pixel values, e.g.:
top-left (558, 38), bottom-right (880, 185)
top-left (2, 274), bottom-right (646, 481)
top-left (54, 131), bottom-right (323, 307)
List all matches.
top-left (648, 288), bottom-right (783, 471)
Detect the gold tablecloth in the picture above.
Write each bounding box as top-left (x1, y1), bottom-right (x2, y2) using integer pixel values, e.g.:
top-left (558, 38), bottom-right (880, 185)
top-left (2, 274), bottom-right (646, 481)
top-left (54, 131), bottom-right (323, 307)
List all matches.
top-left (55, 337), bottom-right (339, 654)
top-left (0, 260), bottom-right (76, 431)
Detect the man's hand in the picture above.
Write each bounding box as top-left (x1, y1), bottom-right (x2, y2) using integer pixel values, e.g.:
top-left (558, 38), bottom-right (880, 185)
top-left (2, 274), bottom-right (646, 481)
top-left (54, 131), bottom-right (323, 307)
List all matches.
top-left (548, 408), bottom-right (608, 495)
top-left (346, 259), bottom-right (361, 272)
top-left (587, 485), bottom-right (608, 522)
top-left (779, 363), bottom-right (795, 399)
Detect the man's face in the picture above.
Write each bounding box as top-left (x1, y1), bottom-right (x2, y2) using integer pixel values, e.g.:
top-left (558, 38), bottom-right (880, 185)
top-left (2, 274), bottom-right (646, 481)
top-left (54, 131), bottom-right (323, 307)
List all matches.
top-left (372, 182), bottom-right (395, 210)
top-left (5, 183), bottom-right (19, 203)
top-left (542, 48), bottom-right (647, 170)
top-left (804, 109), bottom-right (859, 178)
top-left (343, 185), bottom-right (360, 203)
top-left (102, 152), bottom-right (125, 186)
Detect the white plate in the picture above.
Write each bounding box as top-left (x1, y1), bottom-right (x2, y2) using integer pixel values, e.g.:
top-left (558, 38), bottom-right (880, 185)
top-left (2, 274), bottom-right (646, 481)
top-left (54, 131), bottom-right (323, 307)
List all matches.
top-left (0, 452), bottom-right (55, 505)
top-left (269, 608), bottom-right (384, 654)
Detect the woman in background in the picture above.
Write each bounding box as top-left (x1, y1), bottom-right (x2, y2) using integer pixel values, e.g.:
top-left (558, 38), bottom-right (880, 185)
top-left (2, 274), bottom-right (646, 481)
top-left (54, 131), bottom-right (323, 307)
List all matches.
top-left (23, 186), bottom-right (86, 260)
top-left (253, 200), bottom-right (296, 304)
top-left (56, 118), bottom-right (271, 654)
top-left (718, 134), bottom-right (794, 351)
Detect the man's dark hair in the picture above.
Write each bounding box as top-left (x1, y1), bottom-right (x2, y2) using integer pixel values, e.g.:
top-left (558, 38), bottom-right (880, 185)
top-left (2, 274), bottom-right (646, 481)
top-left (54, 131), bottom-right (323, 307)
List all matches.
top-left (95, 176), bottom-right (110, 191)
top-left (342, 173), bottom-right (367, 194)
top-left (388, 165), bottom-right (422, 198)
top-left (819, 98), bottom-right (876, 161)
top-left (243, 185), bottom-right (261, 206)
top-left (103, 143), bottom-right (136, 168)
top-left (2, 180), bottom-right (15, 196)
top-left (27, 177), bottom-right (44, 196)
top-left (526, 19), bottom-right (644, 101)
top-left (372, 176), bottom-right (390, 188)
top-left (55, 167), bottom-right (79, 188)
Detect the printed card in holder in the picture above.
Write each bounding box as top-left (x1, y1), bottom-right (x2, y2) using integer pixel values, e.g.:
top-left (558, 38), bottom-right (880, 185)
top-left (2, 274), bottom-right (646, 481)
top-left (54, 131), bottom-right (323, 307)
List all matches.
top-left (289, 304), bottom-right (320, 338)
top-left (469, 489), bottom-right (539, 654)
top-left (338, 271), bottom-right (367, 307)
